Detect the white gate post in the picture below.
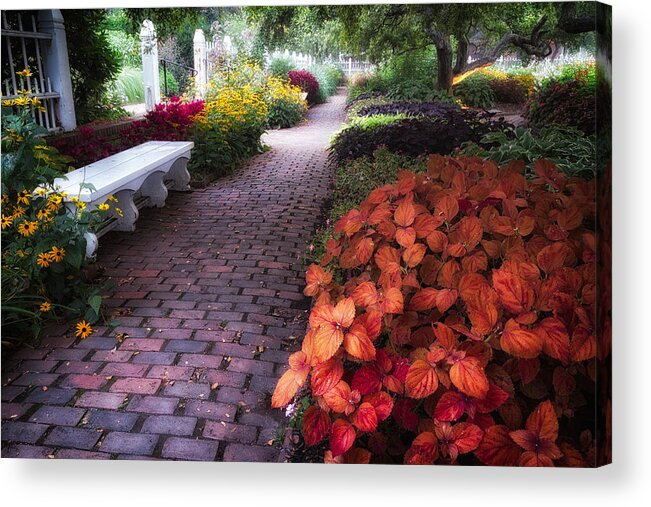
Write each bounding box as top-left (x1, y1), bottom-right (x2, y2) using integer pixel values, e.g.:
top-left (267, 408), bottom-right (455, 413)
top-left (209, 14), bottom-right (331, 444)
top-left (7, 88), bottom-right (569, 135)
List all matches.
top-left (140, 20), bottom-right (160, 111)
top-left (193, 29), bottom-right (207, 98)
top-left (348, 57), bottom-right (353, 77)
top-left (38, 9), bottom-right (76, 131)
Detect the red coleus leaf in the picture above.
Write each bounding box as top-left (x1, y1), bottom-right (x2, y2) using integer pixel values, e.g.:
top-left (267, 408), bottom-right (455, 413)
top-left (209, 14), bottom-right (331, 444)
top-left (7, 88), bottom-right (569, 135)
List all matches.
top-left (351, 402), bottom-right (379, 432)
top-left (302, 406), bottom-right (331, 446)
top-left (329, 418), bottom-right (356, 457)
top-left (509, 400), bottom-right (562, 467)
top-left (404, 431), bottom-right (439, 465)
top-left (536, 317), bottom-right (571, 363)
top-left (403, 242), bottom-right (427, 268)
top-left (325, 447), bottom-right (373, 464)
top-left (475, 425), bottom-right (522, 466)
top-left (364, 391), bottom-right (394, 421)
top-left (310, 357), bottom-right (344, 397)
top-left (355, 237), bottom-right (375, 264)
top-left (392, 398), bottom-right (419, 431)
top-left (351, 363), bottom-right (383, 395)
top-left (435, 421), bottom-right (483, 462)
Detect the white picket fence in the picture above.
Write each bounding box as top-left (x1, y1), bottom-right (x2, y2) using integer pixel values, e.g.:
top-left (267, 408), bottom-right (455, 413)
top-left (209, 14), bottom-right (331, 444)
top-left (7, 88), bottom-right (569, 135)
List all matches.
top-left (264, 49), bottom-right (374, 77)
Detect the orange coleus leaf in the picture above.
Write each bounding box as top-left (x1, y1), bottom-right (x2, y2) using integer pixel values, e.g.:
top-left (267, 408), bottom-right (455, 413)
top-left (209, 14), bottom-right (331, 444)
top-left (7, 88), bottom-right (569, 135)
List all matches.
top-left (271, 351), bottom-right (309, 408)
top-left (325, 447), bottom-right (373, 464)
top-left (351, 402), bottom-right (379, 432)
top-left (426, 230), bottom-right (448, 253)
top-left (355, 237), bottom-right (375, 265)
top-left (435, 194), bottom-right (459, 222)
top-left (374, 245), bottom-right (401, 270)
top-left (535, 317), bottom-right (571, 363)
top-left (449, 356), bottom-right (489, 399)
top-left (352, 281), bottom-right (378, 308)
top-left (302, 406), bottom-right (331, 446)
top-left (343, 322), bottom-right (376, 361)
top-left (408, 288), bottom-right (438, 312)
top-left (570, 325), bottom-right (597, 361)
top-left (394, 200), bottom-right (416, 227)
top-left (329, 418), bottom-right (356, 457)
top-left (475, 424), bottom-right (522, 466)
top-left (404, 431), bottom-right (439, 464)
top-left (452, 422), bottom-right (484, 454)
top-left (311, 298), bottom-right (356, 362)
top-left (304, 264), bottom-right (333, 297)
top-left (323, 380), bottom-right (360, 415)
top-left (405, 359), bottom-right (439, 399)
top-left (501, 319), bottom-right (544, 359)
top-left (492, 268), bottom-right (534, 315)
top-left (536, 241), bottom-right (572, 274)
top-left (311, 357), bottom-right (344, 396)
top-left (402, 242), bottom-right (427, 268)
top-left (356, 309), bottom-right (383, 341)
top-left (447, 216), bottom-right (483, 257)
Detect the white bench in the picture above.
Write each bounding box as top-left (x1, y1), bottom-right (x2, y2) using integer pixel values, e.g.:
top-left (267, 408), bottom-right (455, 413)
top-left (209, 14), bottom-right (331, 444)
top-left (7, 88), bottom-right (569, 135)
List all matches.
top-left (50, 140), bottom-right (194, 258)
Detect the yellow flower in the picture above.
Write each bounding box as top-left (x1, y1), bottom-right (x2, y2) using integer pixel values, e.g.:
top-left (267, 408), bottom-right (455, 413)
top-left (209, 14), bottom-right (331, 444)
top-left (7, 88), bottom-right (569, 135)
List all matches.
top-left (37, 208), bottom-right (51, 220)
top-left (98, 203), bottom-right (110, 211)
top-left (34, 188), bottom-right (48, 196)
top-left (17, 220), bottom-right (38, 237)
top-left (75, 320), bottom-right (93, 339)
top-left (50, 246), bottom-right (65, 262)
top-left (74, 200), bottom-right (86, 211)
top-left (48, 194), bottom-right (62, 206)
top-left (1, 214), bottom-right (13, 230)
top-left (108, 195), bottom-right (118, 202)
top-left (17, 89), bottom-right (31, 96)
top-left (39, 301), bottom-right (52, 313)
top-left (16, 69), bottom-right (33, 77)
top-left (1, 194), bottom-right (8, 204)
top-left (17, 189), bottom-right (31, 205)
top-left (15, 249), bottom-right (26, 258)
top-left (36, 252), bottom-right (51, 268)
top-left (12, 205), bottom-right (26, 218)
top-left (114, 207), bottom-right (124, 217)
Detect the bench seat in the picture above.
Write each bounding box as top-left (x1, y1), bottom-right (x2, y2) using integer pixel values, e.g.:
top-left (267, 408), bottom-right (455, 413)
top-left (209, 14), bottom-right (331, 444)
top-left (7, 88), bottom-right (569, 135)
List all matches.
top-left (50, 140), bottom-right (194, 258)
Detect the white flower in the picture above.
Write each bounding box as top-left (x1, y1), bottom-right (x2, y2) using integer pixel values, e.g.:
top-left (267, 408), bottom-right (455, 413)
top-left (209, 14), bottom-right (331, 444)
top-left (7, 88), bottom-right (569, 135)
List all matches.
top-left (285, 402), bottom-right (297, 418)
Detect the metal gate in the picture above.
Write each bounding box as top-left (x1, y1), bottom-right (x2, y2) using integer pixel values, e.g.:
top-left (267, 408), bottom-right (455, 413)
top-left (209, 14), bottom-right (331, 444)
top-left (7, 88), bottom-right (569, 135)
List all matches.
top-left (1, 11), bottom-right (60, 131)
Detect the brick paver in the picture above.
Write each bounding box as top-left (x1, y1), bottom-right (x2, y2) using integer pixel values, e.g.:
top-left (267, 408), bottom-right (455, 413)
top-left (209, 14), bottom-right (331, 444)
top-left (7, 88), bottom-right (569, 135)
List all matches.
top-left (1, 90), bottom-right (346, 461)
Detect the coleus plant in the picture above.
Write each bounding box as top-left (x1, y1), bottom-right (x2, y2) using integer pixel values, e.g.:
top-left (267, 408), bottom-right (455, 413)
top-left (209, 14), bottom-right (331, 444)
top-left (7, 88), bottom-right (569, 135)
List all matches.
top-left (273, 155), bottom-right (607, 466)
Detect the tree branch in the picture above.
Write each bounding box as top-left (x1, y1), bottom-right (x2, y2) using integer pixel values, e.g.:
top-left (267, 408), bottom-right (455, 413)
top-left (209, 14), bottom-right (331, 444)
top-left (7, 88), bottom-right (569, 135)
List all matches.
top-left (460, 15), bottom-right (552, 73)
top-left (558, 2), bottom-right (596, 34)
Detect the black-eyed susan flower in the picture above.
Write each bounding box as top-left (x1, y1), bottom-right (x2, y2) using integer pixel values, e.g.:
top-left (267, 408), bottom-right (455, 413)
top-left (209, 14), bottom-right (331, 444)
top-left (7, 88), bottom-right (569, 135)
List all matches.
top-left (75, 320), bottom-right (93, 339)
top-left (1, 214), bottom-right (13, 230)
top-left (12, 205), bottom-right (26, 218)
top-left (36, 252), bottom-right (52, 268)
top-left (17, 189), bottom-right (31, 205)
top-left (16, 69), bottom-right (33, 77)
top-left (36, 208), bottom-right (50, 220)
top-left (98, 203), bottom-right (110, 211)
top-left (50, 246), bottom-right (65, 262)
top-left (34, 188), bottom-right (48, 197)
top-left (17, 220), bottom-right (38, 237)
top-left (39, 301), bottom-right (52, 313)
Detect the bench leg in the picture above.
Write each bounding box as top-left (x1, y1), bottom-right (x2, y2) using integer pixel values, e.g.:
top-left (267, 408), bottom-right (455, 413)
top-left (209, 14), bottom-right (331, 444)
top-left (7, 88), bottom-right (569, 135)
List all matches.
top-left (140, 172), bottom-right (168, 208)
top-left (113, 189), bottom-right (139, 232)
top-left (83, 231), bottom-right (99, 259)
top-left (166, 156), bottom-right (191, 191)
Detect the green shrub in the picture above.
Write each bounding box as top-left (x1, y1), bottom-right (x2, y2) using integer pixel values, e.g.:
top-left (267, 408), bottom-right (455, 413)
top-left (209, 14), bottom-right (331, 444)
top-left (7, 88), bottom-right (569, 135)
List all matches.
top-left (160, 67), bottom-right (180, 97)
top-left (460, 126), bottom-right (596, 179)
top-left (269, 57), bottom-right (296, 78)
top-left (309, 64), bottom-right (340, 103)
top-left (453, 73), bottom-right (496, 109)
top-left (106, 29), bottom-right (140, 67)
top-left (113, 67), bottom-right (144, 105)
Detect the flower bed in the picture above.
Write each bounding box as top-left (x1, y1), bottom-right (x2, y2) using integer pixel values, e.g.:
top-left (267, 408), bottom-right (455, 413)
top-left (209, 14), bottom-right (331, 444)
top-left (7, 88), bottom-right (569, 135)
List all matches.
top-left (274, 155), bottom-right (603, 466)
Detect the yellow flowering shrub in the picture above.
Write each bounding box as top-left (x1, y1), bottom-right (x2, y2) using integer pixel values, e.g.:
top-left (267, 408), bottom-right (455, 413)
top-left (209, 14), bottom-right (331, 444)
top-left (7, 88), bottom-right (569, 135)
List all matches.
top-left (264, 76), bottom-right (307, 129)
top-left (2, 73), bottom-right (112, 344)
top-left (189, 61), bottom-right (270, 179)
top-left (474, 67), bottom-right (536, 104)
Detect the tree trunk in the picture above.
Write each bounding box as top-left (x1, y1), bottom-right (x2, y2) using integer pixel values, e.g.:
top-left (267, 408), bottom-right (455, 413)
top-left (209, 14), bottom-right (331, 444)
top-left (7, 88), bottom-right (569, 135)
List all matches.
top-left (436, 45), bottom-right (454, 91)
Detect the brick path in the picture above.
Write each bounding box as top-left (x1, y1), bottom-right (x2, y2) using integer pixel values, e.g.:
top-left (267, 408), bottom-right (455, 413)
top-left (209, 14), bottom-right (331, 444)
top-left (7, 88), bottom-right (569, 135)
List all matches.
top-left (1, 90), bottom-right (346, 461)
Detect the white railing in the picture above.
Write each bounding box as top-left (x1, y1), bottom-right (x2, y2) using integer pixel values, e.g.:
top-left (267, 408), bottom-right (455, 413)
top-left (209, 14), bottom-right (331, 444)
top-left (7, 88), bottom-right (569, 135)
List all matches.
top-left (2, 11), bottom-right (61, 131)
top-left (264, 49), bottom-right (374, 77)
